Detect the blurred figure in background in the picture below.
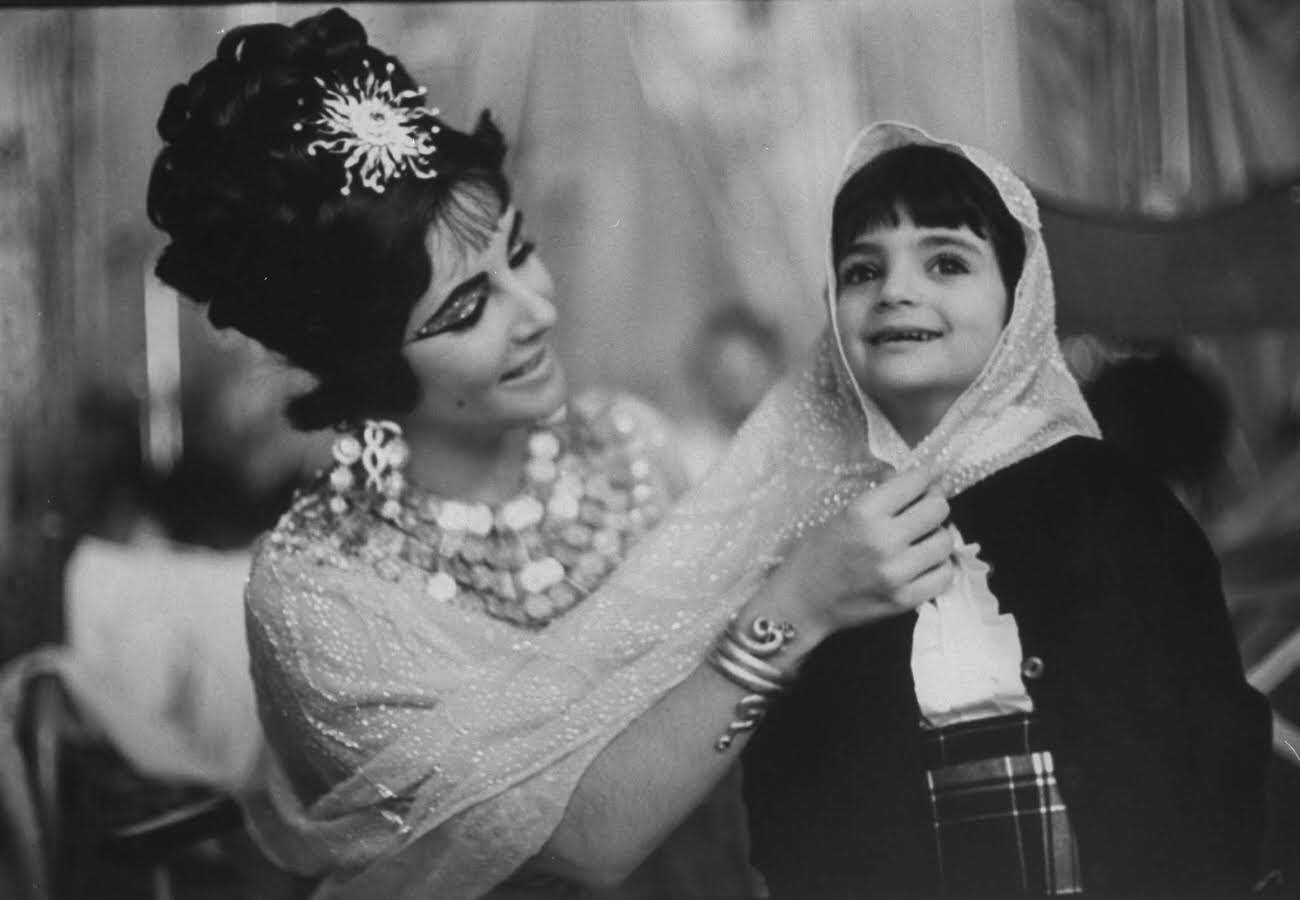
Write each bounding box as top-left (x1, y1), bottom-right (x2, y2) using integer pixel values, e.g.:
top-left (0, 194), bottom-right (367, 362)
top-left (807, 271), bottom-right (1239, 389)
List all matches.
top-left (1083, 345), bottom-right (1233, 523)
top-left (0, 379), bottom-right (312, 898)
top-left (57, 374), bottom-right (310, 794)
top-left (679, 302), bottom-right (787, 481)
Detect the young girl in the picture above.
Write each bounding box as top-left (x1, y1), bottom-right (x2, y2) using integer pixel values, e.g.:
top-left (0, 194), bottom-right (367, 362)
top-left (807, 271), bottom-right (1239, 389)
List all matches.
top-left (742, 123), bottom-right (1271, 900)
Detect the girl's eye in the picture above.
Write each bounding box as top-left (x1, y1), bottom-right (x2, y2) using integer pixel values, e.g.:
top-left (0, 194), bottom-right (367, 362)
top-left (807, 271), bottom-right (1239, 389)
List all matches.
top-left (838, 261), bottom-right (879, 287)
top-left (509, 238), bottom-right (536, 269)
top-left (412, 290), bottom-right (489, 341)
top-left (931, 254), bottom-right (970, 276)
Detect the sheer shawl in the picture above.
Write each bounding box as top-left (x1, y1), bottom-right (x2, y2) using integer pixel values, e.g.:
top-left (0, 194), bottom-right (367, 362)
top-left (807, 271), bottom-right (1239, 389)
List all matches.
top-left (240, 122), bottom-right (1096, 899)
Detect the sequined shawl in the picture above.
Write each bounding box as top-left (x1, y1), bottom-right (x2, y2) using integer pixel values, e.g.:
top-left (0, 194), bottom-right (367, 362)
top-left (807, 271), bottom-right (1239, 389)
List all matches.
top-left (239, 125), bottom-right (1095, 900)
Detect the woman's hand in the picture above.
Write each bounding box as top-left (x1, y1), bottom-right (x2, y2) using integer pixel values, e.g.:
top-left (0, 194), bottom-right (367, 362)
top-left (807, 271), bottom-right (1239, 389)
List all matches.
top-left (758, 466), bottom-right (956, 651)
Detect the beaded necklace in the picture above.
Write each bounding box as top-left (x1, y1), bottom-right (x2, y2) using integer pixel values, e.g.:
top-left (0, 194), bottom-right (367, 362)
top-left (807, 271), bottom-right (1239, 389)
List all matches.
top-left (322, 417), bottom-right (665, 629)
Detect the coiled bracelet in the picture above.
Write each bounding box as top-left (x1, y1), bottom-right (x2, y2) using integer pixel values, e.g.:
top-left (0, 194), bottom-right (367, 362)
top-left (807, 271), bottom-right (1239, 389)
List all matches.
top-left (707, 615), bottom-right (798, 751)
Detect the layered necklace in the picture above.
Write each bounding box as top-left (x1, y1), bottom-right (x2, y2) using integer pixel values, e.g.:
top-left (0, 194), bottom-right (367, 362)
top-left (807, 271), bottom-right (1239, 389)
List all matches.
top-left (320, 416), bottom-right (666, 629)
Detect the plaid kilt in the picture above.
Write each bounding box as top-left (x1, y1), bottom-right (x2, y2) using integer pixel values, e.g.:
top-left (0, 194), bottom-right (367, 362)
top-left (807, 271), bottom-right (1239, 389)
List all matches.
top-left (922, 713), bottom-right (1084, 898)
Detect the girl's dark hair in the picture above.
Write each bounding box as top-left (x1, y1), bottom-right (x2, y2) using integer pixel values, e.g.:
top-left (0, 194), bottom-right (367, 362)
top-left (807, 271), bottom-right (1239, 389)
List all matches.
top-left (147, 7), bottom-right (510, 430)
top-left (832, 144), bottom-right (1027, 294)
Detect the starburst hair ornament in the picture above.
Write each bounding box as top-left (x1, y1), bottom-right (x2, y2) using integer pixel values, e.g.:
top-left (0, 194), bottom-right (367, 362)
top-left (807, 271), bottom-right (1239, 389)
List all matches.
top-left (293, 58), bottom-right (442, 196)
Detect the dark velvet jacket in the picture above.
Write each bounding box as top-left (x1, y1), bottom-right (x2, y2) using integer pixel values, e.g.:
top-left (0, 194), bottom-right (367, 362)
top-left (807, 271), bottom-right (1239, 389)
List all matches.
top-left (743, 437), bottom-right (1271, 900)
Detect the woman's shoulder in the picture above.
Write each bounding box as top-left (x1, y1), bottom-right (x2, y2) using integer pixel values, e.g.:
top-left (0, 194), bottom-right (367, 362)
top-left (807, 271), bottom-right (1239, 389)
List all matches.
top-left (247, 478), bottom-right (392, 608)
top-left (254, 478), bottom-right (341, 560)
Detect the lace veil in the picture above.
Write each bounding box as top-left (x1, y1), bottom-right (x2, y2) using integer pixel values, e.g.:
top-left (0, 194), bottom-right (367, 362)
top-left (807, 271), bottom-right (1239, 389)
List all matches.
top-left (241, 122), bottom-right (1097, 899)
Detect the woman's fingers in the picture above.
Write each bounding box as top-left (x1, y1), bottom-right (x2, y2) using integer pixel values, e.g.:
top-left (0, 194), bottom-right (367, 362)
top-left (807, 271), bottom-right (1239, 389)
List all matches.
top-left (861, 466), bottom-right (935, 518)
top-left (844, 471), bottom-right (945, 553)
top-left (783, 468), bottom-right (958, 632)
top-left (897, 557), bottom-right (958, 609)
top-left (884, 525), bottom-right (955, 592)
top-left (893, 491), bottom-right (950, 545)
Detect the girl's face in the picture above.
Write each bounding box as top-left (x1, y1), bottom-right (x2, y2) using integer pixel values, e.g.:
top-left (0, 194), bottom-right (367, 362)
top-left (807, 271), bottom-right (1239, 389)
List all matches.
top-left (834, 208), bottom-right (1010, 445)
top-left (400, 197), bottom-right (566, 438)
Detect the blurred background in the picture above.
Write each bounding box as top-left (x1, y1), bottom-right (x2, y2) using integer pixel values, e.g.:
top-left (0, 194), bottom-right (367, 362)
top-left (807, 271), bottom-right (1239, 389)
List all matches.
top-left (0, 2), bottom-right (1297, 897)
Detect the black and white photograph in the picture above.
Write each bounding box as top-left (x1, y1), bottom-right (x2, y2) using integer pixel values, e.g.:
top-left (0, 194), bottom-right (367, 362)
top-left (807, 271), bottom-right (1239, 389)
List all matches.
top-left (0, 2), bottom-right (1298, 898)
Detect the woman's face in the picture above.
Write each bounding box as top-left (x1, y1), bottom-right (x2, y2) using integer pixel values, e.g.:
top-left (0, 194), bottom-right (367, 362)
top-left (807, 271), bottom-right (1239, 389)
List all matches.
top-left (400, 195), bottom-right (566, 437)
top-left (833, 208), bottom-right (1009, 445)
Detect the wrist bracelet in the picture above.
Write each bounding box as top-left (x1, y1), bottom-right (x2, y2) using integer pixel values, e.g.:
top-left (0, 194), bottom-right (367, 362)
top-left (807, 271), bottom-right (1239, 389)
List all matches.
top-left (715, 638), bottom-right (792, 687)
top-left (708, 648), bottom-right (785, 695)
top-left (707, 615), bottom-right (798, 751)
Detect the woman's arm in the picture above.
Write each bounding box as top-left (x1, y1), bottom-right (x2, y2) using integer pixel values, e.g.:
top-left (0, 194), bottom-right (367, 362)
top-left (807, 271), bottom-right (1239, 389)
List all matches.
top-left (529, 466), bottom-right (957, 887)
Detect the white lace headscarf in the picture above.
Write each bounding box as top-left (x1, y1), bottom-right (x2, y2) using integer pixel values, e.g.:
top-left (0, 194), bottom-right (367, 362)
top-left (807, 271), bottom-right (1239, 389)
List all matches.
top-left (241, 122), bottom-right (1097, 899)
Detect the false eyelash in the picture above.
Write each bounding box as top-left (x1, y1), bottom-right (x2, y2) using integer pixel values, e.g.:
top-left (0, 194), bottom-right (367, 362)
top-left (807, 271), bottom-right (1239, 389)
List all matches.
top-left (509, 239), bottom-right (536, 268)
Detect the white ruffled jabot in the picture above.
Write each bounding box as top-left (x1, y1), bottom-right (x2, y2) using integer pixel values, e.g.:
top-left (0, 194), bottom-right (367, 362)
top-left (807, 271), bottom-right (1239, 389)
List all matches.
top-left (910, 533), bottom-right (1033, 728)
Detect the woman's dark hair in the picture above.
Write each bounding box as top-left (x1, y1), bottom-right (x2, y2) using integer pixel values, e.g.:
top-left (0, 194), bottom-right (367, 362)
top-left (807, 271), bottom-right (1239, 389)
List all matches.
top-left (832, 144), bottom-right (1026, 295)
top-left (148, 7), bottom-right (510, 430)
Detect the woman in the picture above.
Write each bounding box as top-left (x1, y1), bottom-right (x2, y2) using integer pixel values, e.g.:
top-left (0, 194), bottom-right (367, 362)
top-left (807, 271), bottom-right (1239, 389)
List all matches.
top-left (741, 123), bottom-right (1272, 899)
top-left (146, 10), bottom-right (955, 898)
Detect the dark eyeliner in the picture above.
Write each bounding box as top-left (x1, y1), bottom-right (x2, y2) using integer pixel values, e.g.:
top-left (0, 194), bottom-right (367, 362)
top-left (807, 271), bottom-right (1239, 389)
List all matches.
top-left (507, 210), bottom-right (523, 249)
top-left (409, 274), bottom-right (490, 342)
top-left (413, 295), bottom-right (486, 340)
top-left (509, 239), bottom-right (535, 268)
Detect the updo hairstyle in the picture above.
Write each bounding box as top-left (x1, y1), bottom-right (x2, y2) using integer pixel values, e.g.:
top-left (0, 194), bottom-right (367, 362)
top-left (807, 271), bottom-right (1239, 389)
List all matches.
top-left (148, 7), bottom-right (510, 430)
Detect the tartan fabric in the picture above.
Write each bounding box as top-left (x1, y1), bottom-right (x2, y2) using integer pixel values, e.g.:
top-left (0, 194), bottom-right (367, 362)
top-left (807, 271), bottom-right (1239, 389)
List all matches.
top-left (922, 713), bottom-right (1084, 898)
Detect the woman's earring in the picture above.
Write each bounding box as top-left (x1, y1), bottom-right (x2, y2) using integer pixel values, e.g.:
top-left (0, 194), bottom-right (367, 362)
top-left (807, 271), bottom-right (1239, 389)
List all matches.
top-left (329, 420), bottom-right (408, 513)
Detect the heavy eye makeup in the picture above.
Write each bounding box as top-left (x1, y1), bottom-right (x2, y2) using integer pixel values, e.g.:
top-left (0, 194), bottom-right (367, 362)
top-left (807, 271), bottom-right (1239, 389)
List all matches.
top-left (410, 274), bottom-right (490, 342)
top-left (408, 210), bottom-right (539, 343)
top-left (507, 210), bottom-right (536, 268)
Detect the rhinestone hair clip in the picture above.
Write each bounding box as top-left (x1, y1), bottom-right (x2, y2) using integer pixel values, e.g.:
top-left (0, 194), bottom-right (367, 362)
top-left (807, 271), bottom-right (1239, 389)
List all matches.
top-left (294, 59), bottom-right (442, 196)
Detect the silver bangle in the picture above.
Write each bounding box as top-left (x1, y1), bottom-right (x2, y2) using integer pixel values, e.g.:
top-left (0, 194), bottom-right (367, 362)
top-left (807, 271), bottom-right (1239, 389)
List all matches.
top-left (715, 637), bottom-right (792, 687)
top-left (707, 615), bottom-right (798, 751)
top-left (708, 648), bottom-right (785, 696)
